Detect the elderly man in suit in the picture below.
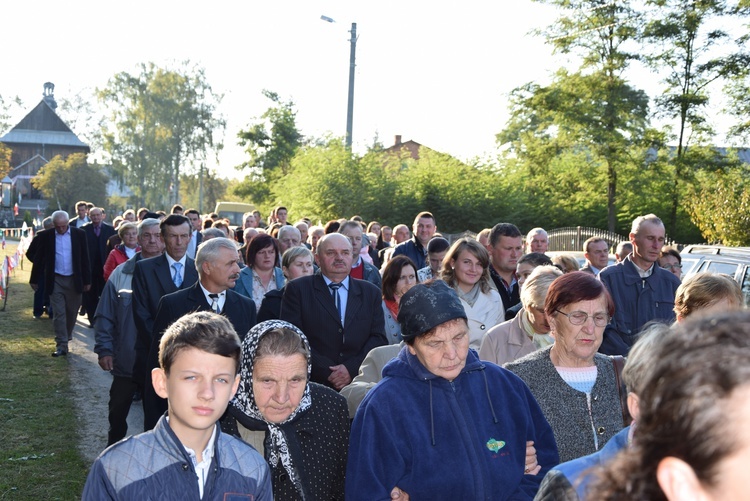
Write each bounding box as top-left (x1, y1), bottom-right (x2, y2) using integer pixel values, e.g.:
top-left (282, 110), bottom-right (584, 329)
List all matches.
top-left (280, 233), bottom-right (387, 390)
top-left (82, 207), bottom-right (116, 327)
top-left (93, 218), bottom-right (163, 445)
top-left (27, 210), bottom-right (92, 357)
top-left (132, 214), bottom-right (199, 403)
top-left (141, 237), bottom-right (257, 429)
top-left (339, 220), bottom-right (381, 288)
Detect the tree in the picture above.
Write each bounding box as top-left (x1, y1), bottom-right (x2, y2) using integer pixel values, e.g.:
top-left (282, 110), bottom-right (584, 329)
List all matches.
top-left (0, 94), bottom-right (24, 178)
top-left (178, 168), bottom-right (230, 214)
top-left (392, 149), bottom-right (508, 233)
top-left (31, 153), bottom-right (107, 215)
top-left (685, 160), bottom-right (750, 245)
top-left (270, 138), bottom-right (391, 223)
top-left (97, 61), bottom-right (225, 209)
top-left (233, 90), bottom-right (303, 208)
top-left (57, 88), bottom-right (102, 152)
top-left (498, 0), bottom-right (650, 232)
top-left (0, 94), bottom-right (23, 134)
top-left (642, 0), bottom-right (750, 234)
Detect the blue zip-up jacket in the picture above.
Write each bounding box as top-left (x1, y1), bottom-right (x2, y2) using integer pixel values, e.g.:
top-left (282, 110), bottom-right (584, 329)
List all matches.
top-left (534, 426), bottom-right (630, 501)
top-left (392, 238), bottom-right (427, 270)
top-left (346, 346), bottom-right (559, 500)
top-left (598, 257), bottom-right (681, 356)
top-left (82, 416), bottom-right (272, 500)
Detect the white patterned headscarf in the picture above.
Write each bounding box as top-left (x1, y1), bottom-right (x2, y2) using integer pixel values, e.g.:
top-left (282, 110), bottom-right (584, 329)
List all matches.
top-left (230, 319), bottom-right (312, 496)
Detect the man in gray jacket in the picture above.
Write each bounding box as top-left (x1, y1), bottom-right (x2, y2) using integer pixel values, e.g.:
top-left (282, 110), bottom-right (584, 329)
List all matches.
top-left (93, 218), bottom-right (163, 445)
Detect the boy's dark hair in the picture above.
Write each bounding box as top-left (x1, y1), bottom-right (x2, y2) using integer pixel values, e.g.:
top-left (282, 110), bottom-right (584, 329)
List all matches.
top-left (159, 311), bottom-right (241, 374)
top-left (171, 204), bottom-right (184, 214)
top-left (518, 252), bottom-right (554, 267)
top-left (426, 237), bottom-right (450, 254)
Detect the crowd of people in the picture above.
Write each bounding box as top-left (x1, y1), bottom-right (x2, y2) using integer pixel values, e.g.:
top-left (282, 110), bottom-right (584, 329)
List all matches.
top-left (24, 201), bottom-right (750, 500)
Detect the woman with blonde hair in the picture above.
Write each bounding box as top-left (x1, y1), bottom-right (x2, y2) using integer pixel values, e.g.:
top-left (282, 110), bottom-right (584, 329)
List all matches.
top-left (552, 254), bottom-right (580, 273)
top-left (674, 272), bottom-right (743, 322)
top-left (440, 237), bottom-right (504, 350)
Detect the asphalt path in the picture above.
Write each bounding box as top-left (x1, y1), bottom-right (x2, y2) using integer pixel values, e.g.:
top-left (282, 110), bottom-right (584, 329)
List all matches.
top-left (58, 314), bottom-right (144, 464)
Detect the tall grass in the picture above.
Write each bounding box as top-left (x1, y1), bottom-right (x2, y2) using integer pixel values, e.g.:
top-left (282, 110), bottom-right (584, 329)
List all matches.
top-left (0, 244), bottom-right (89, 499)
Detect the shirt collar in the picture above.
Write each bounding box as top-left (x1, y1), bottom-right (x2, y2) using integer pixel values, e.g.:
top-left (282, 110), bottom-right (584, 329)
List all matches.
top-left (323, 274), bottom-right (350, 290)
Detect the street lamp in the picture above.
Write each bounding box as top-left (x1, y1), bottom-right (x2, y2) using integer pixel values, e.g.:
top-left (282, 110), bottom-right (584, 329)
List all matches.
top-left (321, 15), bottom-right (358, 149)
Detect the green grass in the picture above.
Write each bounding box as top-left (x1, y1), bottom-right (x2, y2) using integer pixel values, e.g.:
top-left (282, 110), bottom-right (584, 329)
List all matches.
top-left (0, 244), bottom-right (90, 500)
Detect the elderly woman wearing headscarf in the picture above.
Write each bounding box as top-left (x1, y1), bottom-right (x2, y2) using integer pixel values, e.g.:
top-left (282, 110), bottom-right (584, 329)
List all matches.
top-left (220, 320), bottom-right (350, 501)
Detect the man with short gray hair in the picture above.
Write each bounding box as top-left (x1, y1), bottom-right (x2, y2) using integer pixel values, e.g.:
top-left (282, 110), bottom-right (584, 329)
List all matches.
top-left (598, 214), bottom-right (680, 356)
top-left (525, 228), bottom-right (548, 254)
top-left (94, 218), bottom-right (163, 444)
top-left (277, 225), bottom-right (302, 255)
top-left (141, 237), bottom-right (257, 430)
top-left (28, 210), bottom-right (91, 357)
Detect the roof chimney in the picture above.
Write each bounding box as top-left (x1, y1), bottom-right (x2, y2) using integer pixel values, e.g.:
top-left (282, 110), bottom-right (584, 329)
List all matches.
top-left (394, 135), bottom-right (402, 146)
top-left (43, 82), bottom-right (57, 110)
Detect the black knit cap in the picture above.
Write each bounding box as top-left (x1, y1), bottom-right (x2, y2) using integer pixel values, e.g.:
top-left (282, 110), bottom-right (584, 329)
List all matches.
top-left (398, 280), bottom-right (467, 341)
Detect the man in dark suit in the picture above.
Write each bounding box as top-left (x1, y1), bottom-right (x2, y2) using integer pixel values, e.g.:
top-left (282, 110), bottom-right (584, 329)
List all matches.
top-left (580, 237), bottom-right (610, 276)
top-left (82, 207), bottom-right (116, 327)
top-left (68, 200), bottom-right (90, 228)
top-left (184, 208), bottom-right (203, 260)
top-left (132, 214), bottom-right (199, 401)
top-left (281, 233), bottom-right (387, 390)
top-left (27, 210), bottom-right (92, 357)
top-left (141, 237), bottom-right (256, 429)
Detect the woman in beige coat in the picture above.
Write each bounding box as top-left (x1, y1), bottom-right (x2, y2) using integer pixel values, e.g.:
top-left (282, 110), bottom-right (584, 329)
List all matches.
top-left (479, 266), bottom-right (562, 365)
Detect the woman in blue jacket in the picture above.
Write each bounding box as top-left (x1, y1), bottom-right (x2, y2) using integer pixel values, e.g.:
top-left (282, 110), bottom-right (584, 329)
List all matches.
top-left (346, 281), bottom-right (558, 500)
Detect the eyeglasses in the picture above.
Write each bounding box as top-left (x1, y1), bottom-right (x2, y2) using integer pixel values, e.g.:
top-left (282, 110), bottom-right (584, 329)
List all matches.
top-left (661, 264), bottom-right (682, 271)
top-left (555, 309), bottom-right (609, 327)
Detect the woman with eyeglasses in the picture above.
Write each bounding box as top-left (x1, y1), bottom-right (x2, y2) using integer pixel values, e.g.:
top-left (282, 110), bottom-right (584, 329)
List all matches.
top-left (658, 246), bottom-right (682, 281)
top-left (505, 272), bottom-right (624, 463)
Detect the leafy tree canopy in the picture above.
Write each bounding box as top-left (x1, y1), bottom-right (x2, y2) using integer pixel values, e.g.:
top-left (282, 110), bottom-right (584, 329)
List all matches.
top-left (31, 153), bottom-right (107, 215)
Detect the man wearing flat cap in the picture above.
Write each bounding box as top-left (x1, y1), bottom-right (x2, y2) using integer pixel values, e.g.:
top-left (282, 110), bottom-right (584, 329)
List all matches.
top-left (346, 280), bottom-right (559, 500)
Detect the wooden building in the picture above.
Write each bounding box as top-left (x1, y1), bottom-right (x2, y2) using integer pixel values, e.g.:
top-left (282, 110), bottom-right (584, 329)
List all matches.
top-left (0, 83), bottom-right (89, 214)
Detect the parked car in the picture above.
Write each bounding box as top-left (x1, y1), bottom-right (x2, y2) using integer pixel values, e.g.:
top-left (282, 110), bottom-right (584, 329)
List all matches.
top-left (545, 251), bottom-right (617, 270)
top-left (680, 245), bottom-right (750, 306)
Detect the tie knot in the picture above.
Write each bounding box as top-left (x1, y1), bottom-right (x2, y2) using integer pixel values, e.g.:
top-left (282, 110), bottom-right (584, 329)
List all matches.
top-left (328, 282), bottom-right (342, 291)
top-left (208, 293), bottom-right (219, 300)
top-left (173, 262), bottom-right (182, 272)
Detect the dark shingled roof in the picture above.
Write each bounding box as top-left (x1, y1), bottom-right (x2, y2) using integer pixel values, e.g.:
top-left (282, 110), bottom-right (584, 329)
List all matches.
top-left (0, 100), bottom-right (89, 149)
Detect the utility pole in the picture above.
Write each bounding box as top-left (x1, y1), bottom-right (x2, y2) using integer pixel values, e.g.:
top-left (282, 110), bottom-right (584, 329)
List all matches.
top-left (346, 22), bottom-right (357, 150)
top-left (198, 162), bottom-right (204, 214)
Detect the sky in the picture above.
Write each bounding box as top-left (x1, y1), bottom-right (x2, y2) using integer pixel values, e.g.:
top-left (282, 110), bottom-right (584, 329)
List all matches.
top-left (1, 1), bottom-right (742, 181)
top-left (1, 1), bottom-right (566, 178)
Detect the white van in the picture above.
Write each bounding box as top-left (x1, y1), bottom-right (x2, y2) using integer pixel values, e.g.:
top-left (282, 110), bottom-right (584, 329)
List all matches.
top-left (214, 201), bottom-right (255, 228)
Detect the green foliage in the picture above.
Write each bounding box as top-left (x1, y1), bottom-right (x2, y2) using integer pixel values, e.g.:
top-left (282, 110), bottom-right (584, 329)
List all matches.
top-left (270, 139), bottom-right (391, 224)
top-left (641, 0), bottom-right (749, 234)
top-left (685, 163), bottom-right (750, 245)
top-left (31, 153), bottom-right (107, 215)
top-left (234, 90), bottom-right (303, 208)
top-left (0, 93), bottom-right (23, 134)
top-left (497, 69), bottom-right (651, 233)
top-left (392, 149), bottom-right (507, 233)
top-left (502, 0), bottom-right (649, 232)
top-left (0, 142), bottom-right (10, 179)
top-left (178, 168), bottom-right (230, 214)
top-left (97, 61), bottom-right (225, 210)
